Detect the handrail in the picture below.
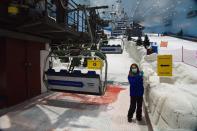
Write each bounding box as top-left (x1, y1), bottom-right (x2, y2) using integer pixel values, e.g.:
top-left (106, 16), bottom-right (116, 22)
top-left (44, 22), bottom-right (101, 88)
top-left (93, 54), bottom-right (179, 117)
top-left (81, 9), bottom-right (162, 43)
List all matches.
top-left (42, 0), bottom-right (90, 38)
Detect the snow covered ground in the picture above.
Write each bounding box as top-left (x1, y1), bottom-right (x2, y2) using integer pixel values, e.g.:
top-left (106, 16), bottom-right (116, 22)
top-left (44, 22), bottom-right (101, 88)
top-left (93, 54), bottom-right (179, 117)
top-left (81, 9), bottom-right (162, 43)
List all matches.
top-left (130, 36), bottom-right (197, 131)
top-left (106, 39), bottom-right (134, 83)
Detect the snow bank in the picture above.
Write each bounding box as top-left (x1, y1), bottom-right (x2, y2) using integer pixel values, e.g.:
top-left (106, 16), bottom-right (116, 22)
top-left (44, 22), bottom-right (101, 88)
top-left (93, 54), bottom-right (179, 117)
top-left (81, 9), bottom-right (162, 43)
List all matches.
top-left (148, 84), bottom-right (197, 130)
top-left (127, 40), bottom-right (197, 131)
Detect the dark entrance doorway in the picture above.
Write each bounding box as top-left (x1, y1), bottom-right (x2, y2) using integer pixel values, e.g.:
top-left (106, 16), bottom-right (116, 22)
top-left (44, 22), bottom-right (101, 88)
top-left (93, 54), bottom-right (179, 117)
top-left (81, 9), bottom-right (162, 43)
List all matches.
top-left (0, 38), bottom-right (45, 108)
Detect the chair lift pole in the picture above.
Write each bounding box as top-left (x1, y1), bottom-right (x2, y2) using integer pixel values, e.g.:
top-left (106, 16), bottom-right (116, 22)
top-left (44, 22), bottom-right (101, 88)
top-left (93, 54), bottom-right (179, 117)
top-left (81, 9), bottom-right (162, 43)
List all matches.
top-left (84, 6), bottom-right (94, 48)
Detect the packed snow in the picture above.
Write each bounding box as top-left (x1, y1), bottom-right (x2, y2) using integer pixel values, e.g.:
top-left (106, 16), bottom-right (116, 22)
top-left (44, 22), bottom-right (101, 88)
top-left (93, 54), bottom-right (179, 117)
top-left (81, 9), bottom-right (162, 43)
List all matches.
top-left (129, 35), bottom-right (197, 131)
top-left (106, 39), bottom-right (135, 83)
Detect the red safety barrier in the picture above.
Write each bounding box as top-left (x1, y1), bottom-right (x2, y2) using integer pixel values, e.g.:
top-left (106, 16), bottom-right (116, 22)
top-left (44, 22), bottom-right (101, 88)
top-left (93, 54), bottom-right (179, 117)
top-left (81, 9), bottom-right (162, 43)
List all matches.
top-left (160, 41), bottom-right (168, 47)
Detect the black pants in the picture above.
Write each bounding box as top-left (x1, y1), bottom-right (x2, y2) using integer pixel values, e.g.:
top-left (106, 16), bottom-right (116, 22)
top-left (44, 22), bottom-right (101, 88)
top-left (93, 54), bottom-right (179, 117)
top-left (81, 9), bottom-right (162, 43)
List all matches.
top-left (128, 96), bottom-right (143, 119)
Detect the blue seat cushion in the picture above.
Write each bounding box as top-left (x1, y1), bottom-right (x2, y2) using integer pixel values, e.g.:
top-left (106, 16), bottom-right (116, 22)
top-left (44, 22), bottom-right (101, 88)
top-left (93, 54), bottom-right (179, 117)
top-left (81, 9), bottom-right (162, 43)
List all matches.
top-left (71, 70), bottom-right (83, 77)
top-left (47, 69), bottom-right (55, 73)
top-left (60, 70), bottom-right (68, 75)
top-left (46, 69), bottom-right (56, 75)
top-left (86, 71), bottom-right (100, 78)
top-left (87, 71), bottom-right (96, 75)
top-left (73, 70), bottom-right (82, 74)
top-left (46, 69), bottom-right (68, 76)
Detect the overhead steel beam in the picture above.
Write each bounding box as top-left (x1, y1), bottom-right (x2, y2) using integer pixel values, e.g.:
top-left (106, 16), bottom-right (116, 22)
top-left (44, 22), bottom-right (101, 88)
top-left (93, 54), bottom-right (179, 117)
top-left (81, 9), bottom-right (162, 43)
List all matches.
top-left (67, 5), bottom-right (108, 13)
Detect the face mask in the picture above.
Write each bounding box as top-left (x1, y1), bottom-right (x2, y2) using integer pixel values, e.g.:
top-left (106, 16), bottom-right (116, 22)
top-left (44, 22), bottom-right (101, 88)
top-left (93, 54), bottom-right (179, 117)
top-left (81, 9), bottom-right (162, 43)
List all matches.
top-left (132, 69), bottom-right (137, 74)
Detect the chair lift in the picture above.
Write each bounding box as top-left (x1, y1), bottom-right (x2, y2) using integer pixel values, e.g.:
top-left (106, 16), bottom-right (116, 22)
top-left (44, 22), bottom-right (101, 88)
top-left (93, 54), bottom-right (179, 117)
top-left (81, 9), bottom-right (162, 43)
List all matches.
top-left (99, 38), bottom-right (124, 54)
top-left (43, 50), bottom-right (108, 96)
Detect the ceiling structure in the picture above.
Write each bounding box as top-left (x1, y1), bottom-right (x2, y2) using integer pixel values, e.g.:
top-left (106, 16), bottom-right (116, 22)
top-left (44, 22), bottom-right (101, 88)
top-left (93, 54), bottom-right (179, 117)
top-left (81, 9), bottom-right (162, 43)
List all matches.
top-left (123, 0), bottom-right (196, 26)
top-left (90, 0), bottom-right (197, 37)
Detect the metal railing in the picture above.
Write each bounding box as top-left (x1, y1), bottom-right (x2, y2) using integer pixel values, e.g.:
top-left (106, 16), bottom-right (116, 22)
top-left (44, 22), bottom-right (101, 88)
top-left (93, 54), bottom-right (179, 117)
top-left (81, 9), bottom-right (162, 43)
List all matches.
top-left (44, 0), bottom-right (87, 32)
